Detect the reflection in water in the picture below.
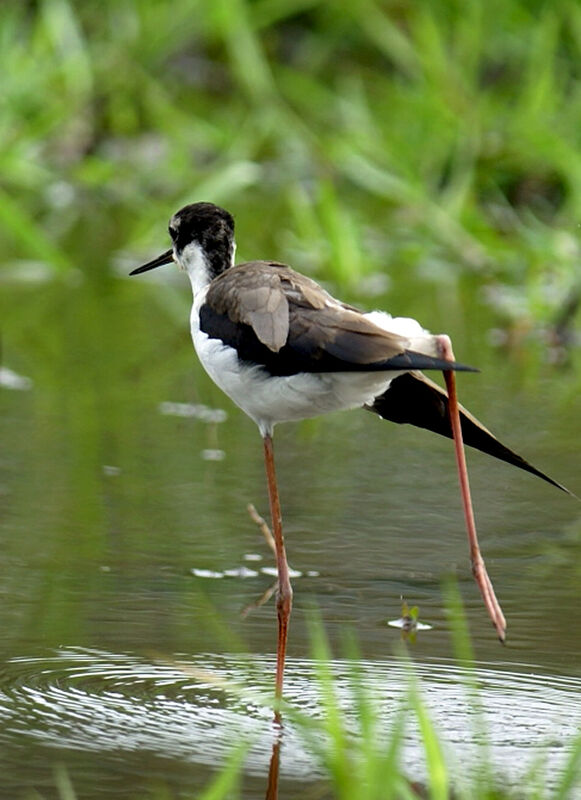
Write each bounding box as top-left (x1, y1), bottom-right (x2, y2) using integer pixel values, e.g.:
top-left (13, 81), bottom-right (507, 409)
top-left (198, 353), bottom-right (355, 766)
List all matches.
top-left (265, 725), bottom-right (282, 800)
top-left (0, 647), bottom-right (579, 797)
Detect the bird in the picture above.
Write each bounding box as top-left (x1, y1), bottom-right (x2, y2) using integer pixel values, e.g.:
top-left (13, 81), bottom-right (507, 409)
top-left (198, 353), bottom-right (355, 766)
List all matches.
top-left (131, 201), bottom-right (568, 705)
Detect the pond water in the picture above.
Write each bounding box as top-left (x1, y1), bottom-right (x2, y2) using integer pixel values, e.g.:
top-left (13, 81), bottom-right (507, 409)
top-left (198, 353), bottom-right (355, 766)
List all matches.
top-left (1, 274), bottom-right (579, 798)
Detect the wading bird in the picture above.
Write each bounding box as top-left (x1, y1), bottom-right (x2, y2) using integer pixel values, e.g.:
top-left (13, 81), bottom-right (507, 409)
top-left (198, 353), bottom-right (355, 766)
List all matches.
top-left (131, 202), bottom-right (567, 703)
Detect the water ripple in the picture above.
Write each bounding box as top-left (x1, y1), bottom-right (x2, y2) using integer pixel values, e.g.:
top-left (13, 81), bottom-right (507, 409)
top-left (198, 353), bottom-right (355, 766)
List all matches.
top-left (0, 648), bottom-right (579, 789)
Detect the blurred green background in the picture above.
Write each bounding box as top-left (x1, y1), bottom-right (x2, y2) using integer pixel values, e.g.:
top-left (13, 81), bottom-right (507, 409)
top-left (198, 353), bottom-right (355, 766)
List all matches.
top-left (1, 1), bottom-right (581, 798)
top-left (2, 0), bottom-right (581, 311)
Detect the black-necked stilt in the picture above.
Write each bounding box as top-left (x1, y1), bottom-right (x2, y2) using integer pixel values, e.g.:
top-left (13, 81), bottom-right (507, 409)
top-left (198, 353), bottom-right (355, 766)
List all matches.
top-left (131, 202), bottom-right (568, 702)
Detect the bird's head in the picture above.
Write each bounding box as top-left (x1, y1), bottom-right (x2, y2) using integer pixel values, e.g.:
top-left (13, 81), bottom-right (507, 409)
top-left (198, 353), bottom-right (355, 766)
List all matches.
top-left (130, 202), bottom-right (236, 285)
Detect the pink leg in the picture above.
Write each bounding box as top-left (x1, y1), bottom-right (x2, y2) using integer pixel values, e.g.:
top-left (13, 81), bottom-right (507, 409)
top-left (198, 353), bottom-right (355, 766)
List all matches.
top-left (437, 335), bottom-right (507, 642)
top-left (263, 434), bottom-right (293, 711)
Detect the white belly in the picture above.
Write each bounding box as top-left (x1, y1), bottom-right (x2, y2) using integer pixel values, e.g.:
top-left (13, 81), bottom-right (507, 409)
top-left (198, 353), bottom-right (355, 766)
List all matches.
top-left (190, 308), bottom-right (402, 436)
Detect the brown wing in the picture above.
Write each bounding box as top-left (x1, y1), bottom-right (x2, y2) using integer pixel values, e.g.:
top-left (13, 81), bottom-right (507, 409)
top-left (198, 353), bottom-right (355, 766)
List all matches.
top-left (202, 261), bottom-right (476, 374)
top-left (205, 260), bottom-right (398, 357)
top-left (369, 371), bottom-right (571, 493)
top-left (207, 262), bottom-right (291, 352)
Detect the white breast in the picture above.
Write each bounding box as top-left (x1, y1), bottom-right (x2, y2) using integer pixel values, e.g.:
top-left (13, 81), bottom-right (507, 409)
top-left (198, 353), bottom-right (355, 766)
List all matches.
top-left (190, 295), bottom-right (403, 436)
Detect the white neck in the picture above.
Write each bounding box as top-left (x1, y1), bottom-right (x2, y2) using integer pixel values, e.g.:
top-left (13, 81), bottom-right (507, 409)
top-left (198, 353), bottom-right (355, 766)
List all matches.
top-left (177, 240), bottom-right (237, 298)
top-left (177, 242), bottom-right (212, 296)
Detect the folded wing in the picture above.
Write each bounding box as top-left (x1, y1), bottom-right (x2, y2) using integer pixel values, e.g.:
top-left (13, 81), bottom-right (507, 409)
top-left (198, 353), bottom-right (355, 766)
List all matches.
top-left (201, 261), bottom-right (476, 376)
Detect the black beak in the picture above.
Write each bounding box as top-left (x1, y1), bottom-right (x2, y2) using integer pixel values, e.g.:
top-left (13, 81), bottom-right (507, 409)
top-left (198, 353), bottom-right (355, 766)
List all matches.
top-left (129, 249), bottom-right (174, 276)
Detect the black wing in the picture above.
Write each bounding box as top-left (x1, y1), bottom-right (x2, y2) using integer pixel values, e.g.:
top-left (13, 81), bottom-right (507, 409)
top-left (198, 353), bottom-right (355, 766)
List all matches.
top-left (369, 372), bottom-right (570, 493)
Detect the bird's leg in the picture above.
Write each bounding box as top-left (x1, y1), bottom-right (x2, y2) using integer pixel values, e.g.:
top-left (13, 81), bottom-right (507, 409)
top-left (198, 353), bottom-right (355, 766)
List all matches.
top-left (436, 335), bottom-right (507, 642)
top-left (263, 434), bottom-right (293, 709)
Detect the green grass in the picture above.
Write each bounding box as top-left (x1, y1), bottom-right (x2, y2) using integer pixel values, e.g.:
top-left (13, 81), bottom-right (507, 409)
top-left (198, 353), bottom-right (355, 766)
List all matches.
top-left (3, 3), bottom-right (580, 797)
top-left (1, 0), bottom-right (581, 338)
top-left (36, 600), bottom-right (581, 800)
top-left (282, 606), bottom-right (581, 800)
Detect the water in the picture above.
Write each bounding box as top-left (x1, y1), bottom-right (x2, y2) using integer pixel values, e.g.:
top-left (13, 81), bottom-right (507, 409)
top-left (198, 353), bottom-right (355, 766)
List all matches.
top-left (1, 275), bottom-right (580, 797)
top-left (0, 648), bottom-right (579, 798)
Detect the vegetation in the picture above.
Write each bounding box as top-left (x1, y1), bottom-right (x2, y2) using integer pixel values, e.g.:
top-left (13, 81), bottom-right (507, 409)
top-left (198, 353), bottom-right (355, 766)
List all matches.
top-left (2, 0), bottom-right (581, 335)
top-left (2, 1), bottom-right (581, 798)
top-left (41, 595), bottom-right (581, 799)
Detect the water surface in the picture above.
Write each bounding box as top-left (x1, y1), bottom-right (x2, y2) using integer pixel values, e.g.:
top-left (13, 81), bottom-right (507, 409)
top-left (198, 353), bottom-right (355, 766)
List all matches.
top-left (1, 275), bottom-right (579, 796)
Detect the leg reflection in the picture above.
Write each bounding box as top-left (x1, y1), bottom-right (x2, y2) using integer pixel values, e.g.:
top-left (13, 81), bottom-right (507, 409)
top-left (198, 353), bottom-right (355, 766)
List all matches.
top-left (264, 718), bottom-right (283, 800)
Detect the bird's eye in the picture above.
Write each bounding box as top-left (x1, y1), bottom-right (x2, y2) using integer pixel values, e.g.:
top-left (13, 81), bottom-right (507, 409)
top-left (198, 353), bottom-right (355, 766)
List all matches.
top-left (168, 225), bottom-right (177, 240)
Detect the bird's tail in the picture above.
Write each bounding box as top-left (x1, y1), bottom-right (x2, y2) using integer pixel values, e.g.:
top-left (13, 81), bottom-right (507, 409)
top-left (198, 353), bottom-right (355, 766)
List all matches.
top-left (368, 371), bottom-right (572, 494)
